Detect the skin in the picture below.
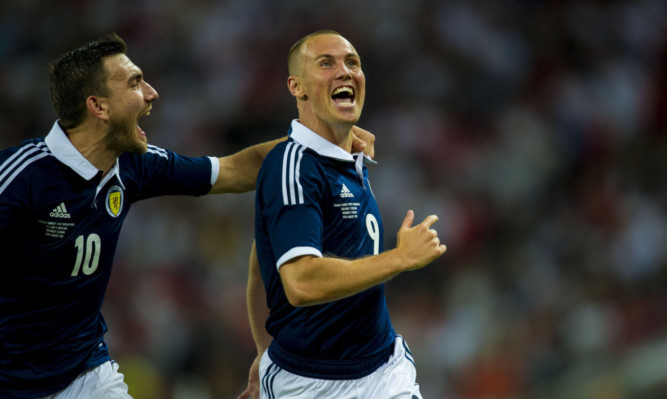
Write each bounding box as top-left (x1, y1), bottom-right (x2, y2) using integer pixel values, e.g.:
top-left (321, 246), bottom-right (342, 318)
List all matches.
top-left (282, 33), bottom-right (446, 305)
top-left (287, 33), bottom-right (365, 153)
top-left (63, 52), bottom-right (374, 194)
top-left (66, 53), bottom-right (157, 176)
top-left (40, 39), bottom-right (375, 398)
top-left (238, 33), bottom-right (446, 398)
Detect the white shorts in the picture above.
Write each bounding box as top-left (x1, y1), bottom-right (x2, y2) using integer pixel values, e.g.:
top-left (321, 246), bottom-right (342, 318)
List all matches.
top-left (40, 360), bottom-right (132, 399)
top-left (260, 336), bottom-right (423, 399)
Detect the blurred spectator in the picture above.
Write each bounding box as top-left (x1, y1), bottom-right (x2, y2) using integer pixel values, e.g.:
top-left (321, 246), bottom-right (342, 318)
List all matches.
top-left (1, 0), bottom-right (666, 397)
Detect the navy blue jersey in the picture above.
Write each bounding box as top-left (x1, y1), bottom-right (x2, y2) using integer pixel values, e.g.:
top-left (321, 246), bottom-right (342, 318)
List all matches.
top-left (0, 122), bottom-right (215, 398)
top-left (255, 120), bottom-right (396, 379)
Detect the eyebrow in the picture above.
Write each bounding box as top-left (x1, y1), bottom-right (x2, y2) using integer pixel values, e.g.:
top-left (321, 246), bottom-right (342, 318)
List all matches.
top-left (314, 53), bottom-right (360, 61)
top-left (127, 71), bottom-right (143, 85)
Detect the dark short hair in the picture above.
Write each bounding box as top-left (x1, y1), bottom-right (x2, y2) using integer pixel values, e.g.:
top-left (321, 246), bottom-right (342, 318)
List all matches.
top-left (287, 30), bottom-right (341, 77)
top-left (48, 33), bottom-right (127, 129)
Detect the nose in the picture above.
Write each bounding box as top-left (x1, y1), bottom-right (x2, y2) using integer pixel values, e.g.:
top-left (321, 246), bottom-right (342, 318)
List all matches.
top-left (335, 63), bottom-right (353, 80)
top-left (143, 81), bottom-right (159, 101)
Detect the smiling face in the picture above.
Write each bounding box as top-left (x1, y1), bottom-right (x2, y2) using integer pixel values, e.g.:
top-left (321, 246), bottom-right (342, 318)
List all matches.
top-left (101, 53), bottom-right (158, 154)
top-left (289, 33), bottom-right (365, 131)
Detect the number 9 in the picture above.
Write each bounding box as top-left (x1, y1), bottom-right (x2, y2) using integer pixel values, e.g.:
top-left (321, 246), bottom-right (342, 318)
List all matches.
top-left (366, 214), bottom-right (379, 255)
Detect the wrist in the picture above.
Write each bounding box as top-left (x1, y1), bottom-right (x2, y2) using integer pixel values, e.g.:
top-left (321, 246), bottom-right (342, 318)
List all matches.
top-left (381, 248), bottom-right (409, 275)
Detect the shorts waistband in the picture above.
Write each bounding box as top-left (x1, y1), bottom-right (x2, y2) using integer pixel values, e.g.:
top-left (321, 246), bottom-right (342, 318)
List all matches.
top-left (267, 341), bottom-right (394, 380)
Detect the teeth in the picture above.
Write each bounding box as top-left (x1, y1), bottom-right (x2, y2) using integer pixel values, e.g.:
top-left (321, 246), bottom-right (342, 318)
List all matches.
top-left (333, 87), bottom-right (354, 96)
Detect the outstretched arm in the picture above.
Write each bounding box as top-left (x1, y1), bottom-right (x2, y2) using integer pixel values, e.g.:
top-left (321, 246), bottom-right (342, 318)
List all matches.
top-left (210, 125), bottom-right (375, 194)
top-left (211, 138), bottom-right (285, 194)
top-left (279, 210), bottom-right (446, 307)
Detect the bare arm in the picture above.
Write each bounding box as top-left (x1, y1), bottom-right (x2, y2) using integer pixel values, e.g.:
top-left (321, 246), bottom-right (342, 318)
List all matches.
top-left (279, 210), bottom-right (446, 307)
top-left (210, 126), bottom-right (374, 195)
top-left (247, 241), bottom-right (272, 354)
top-left (238, 241), bottom-right (272, 399)
top-left (210, 138), bottom-right (285, 194)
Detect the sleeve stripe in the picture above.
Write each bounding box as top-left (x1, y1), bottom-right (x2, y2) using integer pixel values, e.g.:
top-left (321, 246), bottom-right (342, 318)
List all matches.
top-left (0, 143), bottom-right (50, 195)
top-left (281, 142), bottom-right (293, 205)
top-left (0, 142), bottom-right (46, 178)
top-left (146, 145), bottom-right (169, 160)
top-left (295, 146), bottom-right (304, 204)
top-left (281, 142), bottom-right (305, 206)
top-left (287, 143), bottom-right (298, 204)
top-left (0, 151), bottom-right (51, 195)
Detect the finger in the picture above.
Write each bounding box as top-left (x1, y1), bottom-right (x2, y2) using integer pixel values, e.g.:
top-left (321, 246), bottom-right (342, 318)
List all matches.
top-left (352, 126), bottom-right (375, 159)
top-left (352, 126), bottom-right (374, 142)
top-left (400, 210), bottom-right (415, 231)
top-left (422, 214), bottom-right (439, 228)
top-left (351, 133), bottom-right (367, 152)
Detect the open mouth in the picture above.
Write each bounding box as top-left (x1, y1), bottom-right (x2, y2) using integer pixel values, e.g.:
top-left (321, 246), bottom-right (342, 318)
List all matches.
top-left (137, 109), bottom-right (151, 138)
top-left (331, 86), bottom-right (355, 107)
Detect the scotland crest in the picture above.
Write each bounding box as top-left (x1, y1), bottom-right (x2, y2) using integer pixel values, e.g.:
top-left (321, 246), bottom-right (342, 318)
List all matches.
top-left (106, 185), bottom-right (124, 217)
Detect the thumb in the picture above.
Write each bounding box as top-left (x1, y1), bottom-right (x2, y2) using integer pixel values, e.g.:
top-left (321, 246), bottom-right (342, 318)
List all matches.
top-left (397, 210), bottom-right (415, 247)
top-left (400, 210), bottom-right (415, 231)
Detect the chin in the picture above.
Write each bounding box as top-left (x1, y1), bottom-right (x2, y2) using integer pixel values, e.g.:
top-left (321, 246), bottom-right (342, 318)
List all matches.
top-left (125, 139), bottom-right (148, 154)
top-left (135, 141), bottom-right (149, 154)
top-left (339, 114), bottom-right (361, 125)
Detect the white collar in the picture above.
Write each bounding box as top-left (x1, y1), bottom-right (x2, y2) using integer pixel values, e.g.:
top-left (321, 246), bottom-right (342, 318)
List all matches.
top-left (289, 120), bottom-right (376, 164)
top-left (44, 121), bottom-right (124, 190)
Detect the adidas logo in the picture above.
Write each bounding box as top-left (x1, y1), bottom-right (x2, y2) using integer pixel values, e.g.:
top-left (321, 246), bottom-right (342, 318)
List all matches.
top-left (339, 184), bottom-right (354, 198)
top-left (49, 202), bottom-right (71, 219)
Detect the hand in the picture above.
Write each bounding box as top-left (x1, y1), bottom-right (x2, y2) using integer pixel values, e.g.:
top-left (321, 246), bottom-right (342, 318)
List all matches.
top-left (351, 125), bottom-right (375, 159)
top-left (237, 354), bottom-right (261, 399)
top-left (396, 210), bottom-right (447, 271)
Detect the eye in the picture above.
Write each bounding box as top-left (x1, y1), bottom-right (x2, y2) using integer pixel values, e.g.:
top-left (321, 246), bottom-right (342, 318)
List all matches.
top-left (320, 61), bottom-right (333, 68)
top-left (129, 74), bottom-right (144, 88)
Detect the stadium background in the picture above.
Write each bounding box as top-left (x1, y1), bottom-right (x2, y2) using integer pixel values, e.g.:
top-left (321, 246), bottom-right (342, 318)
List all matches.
top-left (1, 0), bottom-right (666, 397)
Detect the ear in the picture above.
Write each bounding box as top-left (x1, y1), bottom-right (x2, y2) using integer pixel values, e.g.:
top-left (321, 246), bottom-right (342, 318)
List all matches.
top-left (287, 76), bottom-right (306, 100)
top-left (85, 95), bottom-right (110, 121)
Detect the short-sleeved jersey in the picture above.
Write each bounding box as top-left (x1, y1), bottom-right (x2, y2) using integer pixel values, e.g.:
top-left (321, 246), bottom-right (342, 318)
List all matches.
top-left (0, 122), bottom-right (215, 398)
top-left (255, 120), bottom-right (396, 380)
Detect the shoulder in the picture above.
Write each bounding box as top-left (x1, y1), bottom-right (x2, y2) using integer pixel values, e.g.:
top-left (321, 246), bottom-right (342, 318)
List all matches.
top-left (265, 139), bottom-right (320, 168)
top-left (118, 144), bottom-right (173, 174)
top-left (0, 139), bottom-right (53, 196)
top-left (121, 144), bottom-right (170, 163)
top-left (0, 138), bottom-right (50, 161)
top-left (261, 140), bottom-right (322, 182)
top-left (144, 144), bottom-right (170, 160)
top-left (259, 140), bottom-right (327, 207)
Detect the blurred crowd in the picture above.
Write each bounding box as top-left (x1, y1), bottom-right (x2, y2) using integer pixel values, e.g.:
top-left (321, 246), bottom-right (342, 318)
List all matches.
top-left (1, 0), bottom-right (666, 398)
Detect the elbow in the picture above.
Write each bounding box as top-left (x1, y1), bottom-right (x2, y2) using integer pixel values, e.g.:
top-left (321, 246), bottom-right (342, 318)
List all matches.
top-left (286, 296), bottom-right (307, 308)
top-left (279, 256), bottom-right (327, 307)
top-left (283, 283), bottom-right (314, 307)
top-left (210, 179), bottom-right (254, 195)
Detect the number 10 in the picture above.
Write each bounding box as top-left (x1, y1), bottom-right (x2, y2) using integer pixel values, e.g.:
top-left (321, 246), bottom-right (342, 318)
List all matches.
top-left (71, 234), bottom-right (101, 277)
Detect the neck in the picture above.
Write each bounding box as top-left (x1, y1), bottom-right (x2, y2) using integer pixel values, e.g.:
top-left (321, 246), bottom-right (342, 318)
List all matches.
top-left (297, 113), bottom-right (355, 153)
top-left (65, 120), bottom-right (119, 176)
